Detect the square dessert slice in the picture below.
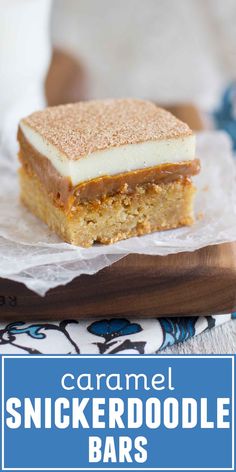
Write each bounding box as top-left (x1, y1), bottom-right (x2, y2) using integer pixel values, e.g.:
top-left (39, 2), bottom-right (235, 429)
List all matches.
top-left (18, 99), bottom-right (200, 247)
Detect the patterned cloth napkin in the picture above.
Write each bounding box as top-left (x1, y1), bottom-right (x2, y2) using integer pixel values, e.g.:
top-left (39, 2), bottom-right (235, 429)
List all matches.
top-left (214, 82), bottom-right (236, 150)
top-left (0, 314), bottom-right (235, 354)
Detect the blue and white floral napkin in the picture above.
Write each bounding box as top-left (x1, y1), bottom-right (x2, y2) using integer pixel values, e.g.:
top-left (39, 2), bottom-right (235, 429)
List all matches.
top-left (214, 82), bottom-right (236, 150)
top-left (0, 314), bottom-right (235, 354)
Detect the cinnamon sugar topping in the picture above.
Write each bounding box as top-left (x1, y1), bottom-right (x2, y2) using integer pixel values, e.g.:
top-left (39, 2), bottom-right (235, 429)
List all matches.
top-left (21, 99), bottom-right (193, 161)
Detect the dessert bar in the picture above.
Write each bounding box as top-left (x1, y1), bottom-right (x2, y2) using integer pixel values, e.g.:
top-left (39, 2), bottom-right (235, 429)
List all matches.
top-left (18, 99), bottom-right (200, 247)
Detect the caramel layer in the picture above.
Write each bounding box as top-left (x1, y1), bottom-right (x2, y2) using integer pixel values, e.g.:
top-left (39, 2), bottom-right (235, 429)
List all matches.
top-left (18, 128), bottom-right (200, 209)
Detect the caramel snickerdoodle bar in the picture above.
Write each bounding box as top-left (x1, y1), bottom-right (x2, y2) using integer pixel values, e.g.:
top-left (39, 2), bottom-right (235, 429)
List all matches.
top-left (18, 99), bottom-right (200, 247)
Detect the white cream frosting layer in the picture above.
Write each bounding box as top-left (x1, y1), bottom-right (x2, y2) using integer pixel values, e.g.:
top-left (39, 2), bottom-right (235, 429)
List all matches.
top-left (20, 122), bottom-right (196, 186)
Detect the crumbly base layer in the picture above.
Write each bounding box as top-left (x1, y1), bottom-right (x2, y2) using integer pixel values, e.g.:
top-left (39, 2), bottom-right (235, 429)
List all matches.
top-left (20, 168), bottom-right (196, 247)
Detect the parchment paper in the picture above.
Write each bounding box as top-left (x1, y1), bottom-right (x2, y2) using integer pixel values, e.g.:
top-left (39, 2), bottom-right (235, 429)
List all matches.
top-left (0, 131), bottom-right (236, 295)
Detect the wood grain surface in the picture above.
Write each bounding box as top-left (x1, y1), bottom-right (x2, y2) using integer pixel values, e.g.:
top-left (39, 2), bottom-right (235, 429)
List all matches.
top-left (0, 243), bottom-right (235, 320)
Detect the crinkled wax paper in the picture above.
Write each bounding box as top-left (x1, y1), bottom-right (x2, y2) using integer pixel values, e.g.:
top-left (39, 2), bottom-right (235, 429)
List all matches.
top-left (0, 131), bottom-right (236, 295)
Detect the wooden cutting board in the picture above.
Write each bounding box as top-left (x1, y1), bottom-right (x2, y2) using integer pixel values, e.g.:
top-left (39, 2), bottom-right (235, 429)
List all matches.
top-left (0, 242), bottom-right (235, 320)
